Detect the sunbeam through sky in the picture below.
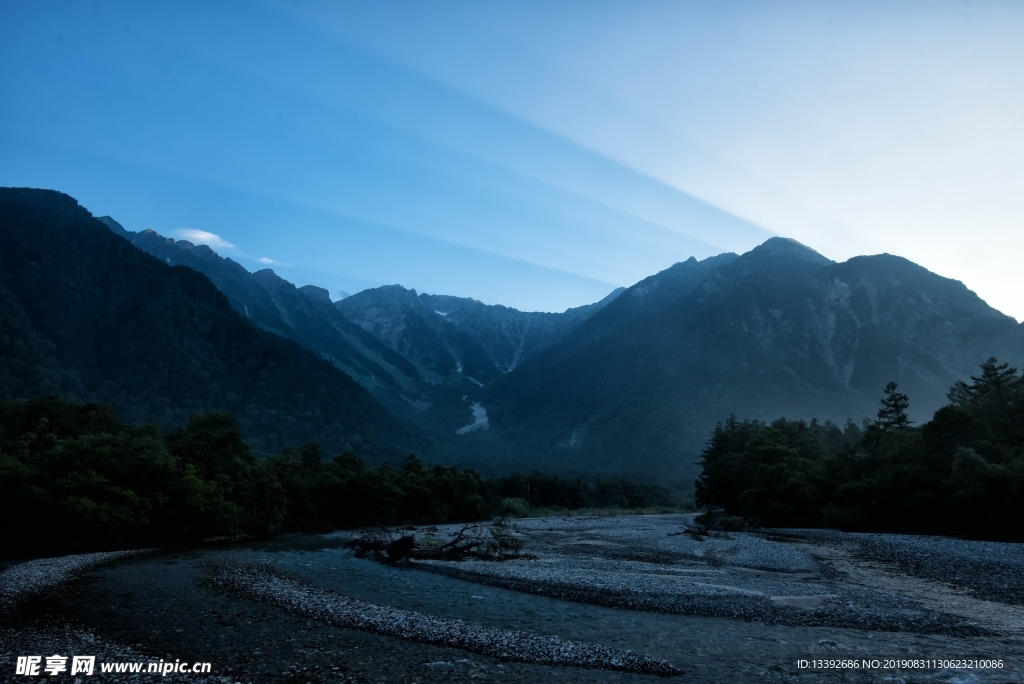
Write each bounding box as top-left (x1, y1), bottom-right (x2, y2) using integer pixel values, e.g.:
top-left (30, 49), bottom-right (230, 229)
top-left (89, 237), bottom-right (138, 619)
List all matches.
top-left (2, 0), bottom-right (1021, 316)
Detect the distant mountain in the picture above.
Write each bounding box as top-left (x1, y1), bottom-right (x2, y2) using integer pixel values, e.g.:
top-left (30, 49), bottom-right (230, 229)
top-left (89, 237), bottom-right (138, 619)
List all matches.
top-left (100, 218), bottom-right (622, 447)
top-left (482, 237), bottom-right (1024, 479)
top-left (99, 219), bottom-right (421, 395)
top-left (335, 285), bottom-right (624, 383)
top-left (420, 290), bottom-right (624, 373)
top-left (11, 187), bottom-right (1020, 484)
top-left (0, 188), bottom-right (415, 459)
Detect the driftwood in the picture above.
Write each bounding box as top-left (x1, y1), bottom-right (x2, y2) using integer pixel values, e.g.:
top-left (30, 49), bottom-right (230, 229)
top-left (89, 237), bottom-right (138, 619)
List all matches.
top-left (344, 518), bottom-right (527, 565)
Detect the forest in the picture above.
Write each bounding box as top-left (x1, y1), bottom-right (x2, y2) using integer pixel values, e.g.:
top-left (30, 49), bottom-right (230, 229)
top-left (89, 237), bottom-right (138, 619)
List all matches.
top-left (695, 358), bottom-right (1024, 541)
top-left (0, 396), bottom-right (681, 559)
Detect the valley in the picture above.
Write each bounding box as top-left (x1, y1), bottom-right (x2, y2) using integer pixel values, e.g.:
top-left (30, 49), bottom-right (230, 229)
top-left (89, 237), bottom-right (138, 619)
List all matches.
top-left (5, 4), bottom-right (1023, 681)
top-left (77, 198), bottom-right (1024, 484)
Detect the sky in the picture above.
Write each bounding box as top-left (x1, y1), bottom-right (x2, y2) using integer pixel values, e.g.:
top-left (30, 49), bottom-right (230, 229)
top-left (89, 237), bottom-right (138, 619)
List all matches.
top-left (1, 1), bottom-right (1022, 317)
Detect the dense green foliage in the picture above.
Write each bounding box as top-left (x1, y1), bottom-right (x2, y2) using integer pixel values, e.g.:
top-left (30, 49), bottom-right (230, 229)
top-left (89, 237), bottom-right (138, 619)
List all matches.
top-left (485, 471), bottom-right (681, 511)
top-left (267, 451), bottom-right (493, 533)
top-left (0, 397), bottom-right (493, 558)
top-left (0, 396), bottom-right (679, 558)
top-left (0, 398), bottom-right (285, 557)
top-left (695, 358), bottom-right (1024, 540)
top-left (0, 188), bottom-right (416, 459)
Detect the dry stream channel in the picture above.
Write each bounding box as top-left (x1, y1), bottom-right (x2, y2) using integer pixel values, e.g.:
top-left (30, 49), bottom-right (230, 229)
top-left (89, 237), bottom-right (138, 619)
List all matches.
top-left (2, 514), bottom-right (1022, 683)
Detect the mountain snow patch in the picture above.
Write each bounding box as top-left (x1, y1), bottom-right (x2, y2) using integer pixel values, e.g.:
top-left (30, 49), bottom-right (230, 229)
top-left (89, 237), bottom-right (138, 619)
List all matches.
top-left (456, 399), bottom-right (489, 435)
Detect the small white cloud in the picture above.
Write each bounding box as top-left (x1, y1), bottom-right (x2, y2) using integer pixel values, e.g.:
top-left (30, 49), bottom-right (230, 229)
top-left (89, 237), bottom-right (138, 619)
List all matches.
top-left (176, 228), bottom-right (235, 250)
top-left (258, 257), bottom-right (293, 267)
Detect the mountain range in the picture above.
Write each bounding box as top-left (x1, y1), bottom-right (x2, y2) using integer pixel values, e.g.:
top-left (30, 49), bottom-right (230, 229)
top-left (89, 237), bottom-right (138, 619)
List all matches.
top-left (98, 218), bottom-right (621, 438)
top-left (480, 238), bottom-right (1024, 478)
top-left (3, 187), bottom-right (1022, 482)
top-left (100, 219), bottom-right (423, 397)
top-left (335, 284), bottom-right (623, 383)
top-left (0, 188), bottom-right (414, 459)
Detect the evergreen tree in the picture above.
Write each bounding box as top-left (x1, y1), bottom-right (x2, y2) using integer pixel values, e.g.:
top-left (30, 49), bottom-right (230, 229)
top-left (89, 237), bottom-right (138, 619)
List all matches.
top-left (693, 358), bottom-right (1023, 540)
top-left (948, 357), bottom-right (1023, 447)
top-left (877, 381), bottom-right (912, 431)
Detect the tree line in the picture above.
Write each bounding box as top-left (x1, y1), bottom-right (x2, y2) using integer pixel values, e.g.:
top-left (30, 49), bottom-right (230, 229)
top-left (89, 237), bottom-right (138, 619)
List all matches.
top-left (695, 358), bottom-right (1024, 540)
top-left (485, 470), bottom-right (681, 512)
top-left (0, 396), bottom-right (680, 559)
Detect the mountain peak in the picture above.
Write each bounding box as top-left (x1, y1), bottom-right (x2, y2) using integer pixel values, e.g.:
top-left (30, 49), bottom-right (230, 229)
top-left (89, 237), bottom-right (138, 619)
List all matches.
top-left (381, 284), bottom-right (417, 295)
top-left (252, 268), bottom-right (284, 287)
top-left (97, 215), bottom-right (128, 235)
top-left (747, 237), bottom-right (833, 265)
top-left (298, 284), bottom-right (332, 306)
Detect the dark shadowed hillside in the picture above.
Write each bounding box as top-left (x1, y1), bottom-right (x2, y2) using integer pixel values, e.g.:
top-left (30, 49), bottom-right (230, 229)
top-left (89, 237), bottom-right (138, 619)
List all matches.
top-left (99, 219), bottom-right (421, 395)
top-left (0, 188), bottom-right (417, 459)
top-left (482, 238), bottom-right (1024, 480)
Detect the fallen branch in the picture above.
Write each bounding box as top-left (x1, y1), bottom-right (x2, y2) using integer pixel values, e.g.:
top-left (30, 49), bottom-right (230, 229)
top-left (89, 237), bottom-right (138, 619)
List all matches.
top-left (344, 518), bottom-right (526, 565)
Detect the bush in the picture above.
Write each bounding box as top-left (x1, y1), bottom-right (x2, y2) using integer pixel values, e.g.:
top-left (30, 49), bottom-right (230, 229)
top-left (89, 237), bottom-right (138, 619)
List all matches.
top-left (498, 497), bottom-right (530, 517)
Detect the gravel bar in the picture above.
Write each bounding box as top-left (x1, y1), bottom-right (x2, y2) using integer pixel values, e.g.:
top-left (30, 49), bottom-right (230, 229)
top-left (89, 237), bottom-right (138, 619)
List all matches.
top-left (206, 560), bottom-right (683, 677)
top-left (769, 528), bottom-right (1024, 605)
top-left (0, 550), bottom-right (151, 608)
top-left (415, 556), bottom-right (986, 636)
top-left (0, 549), bottom-right (234, 683)
top-left (0, 625), bottom-right (232, 684)
top-left (401, 517), bottom-right (990, 637)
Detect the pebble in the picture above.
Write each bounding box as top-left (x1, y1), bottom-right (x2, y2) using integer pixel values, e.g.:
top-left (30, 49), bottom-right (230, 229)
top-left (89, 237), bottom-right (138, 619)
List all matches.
top-left (0, 550), bottom-right (227, 683)
top-left (403, 516), bottom-right (993, 637)
top-left (206, 560), bottom-right (683, 677)
top-left (0, 550), bottom-right (152, 609)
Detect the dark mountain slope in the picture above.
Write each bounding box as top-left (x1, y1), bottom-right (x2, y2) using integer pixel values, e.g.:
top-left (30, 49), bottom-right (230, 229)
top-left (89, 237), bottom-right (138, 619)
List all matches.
top-left (483, 238), bottom-right (1023, 479)
top-left (520, 252), bottom-right (739, 369)
top-left (336, 285), bottom-right (509, 383)
top-left (420, 289), bottom-right (624, 373)
top-left (99, 219), bottom-right (420, 393)
top-left (0, 188), bottom-right (414, 459)
top-left (0, 282), bottom-right (86, 400)
top-left (336, 285), bottom-right (624, 382)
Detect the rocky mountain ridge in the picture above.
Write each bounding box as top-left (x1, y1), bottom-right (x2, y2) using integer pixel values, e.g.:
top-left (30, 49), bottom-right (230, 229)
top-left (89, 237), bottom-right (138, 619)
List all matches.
top-left (480, 237), bottom-right (1024, 478)
top-left (1, 189), bottom-right (414, 458)
top-left (335, 285), bottom-right (624, 383)
top-left (11, 190), bottom-right (1022, 481)
top-left (99, 219), bottom-right (422, 395)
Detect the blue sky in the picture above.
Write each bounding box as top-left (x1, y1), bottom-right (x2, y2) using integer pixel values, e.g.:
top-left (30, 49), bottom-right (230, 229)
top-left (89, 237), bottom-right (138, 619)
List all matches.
top-left (2, 1), bottom-right (1022, 317)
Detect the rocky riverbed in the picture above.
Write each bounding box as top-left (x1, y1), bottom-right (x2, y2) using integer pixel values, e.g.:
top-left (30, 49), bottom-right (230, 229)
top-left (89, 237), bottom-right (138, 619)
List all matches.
top-left (0, 550), bottom-right (151, 608)
top-left (1, 516), bottom-right (1022, 683)
top-left (414, 516), bottom-right (1021, 636)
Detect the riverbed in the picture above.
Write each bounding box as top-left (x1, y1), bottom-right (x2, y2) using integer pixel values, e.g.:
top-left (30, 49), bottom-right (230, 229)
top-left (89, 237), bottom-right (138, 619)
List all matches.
top-left (2, 515), bottom-right (1021, 683)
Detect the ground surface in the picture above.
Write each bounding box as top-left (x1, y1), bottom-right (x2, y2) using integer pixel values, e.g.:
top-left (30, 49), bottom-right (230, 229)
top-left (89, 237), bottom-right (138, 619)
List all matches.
top-left (1, 515), bottom-right (1022, 683)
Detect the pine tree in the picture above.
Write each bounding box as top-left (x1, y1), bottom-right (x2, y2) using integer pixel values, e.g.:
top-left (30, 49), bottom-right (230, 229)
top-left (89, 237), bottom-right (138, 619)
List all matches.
top-left (948, 357), bottom-right (1023, 445)
top-left (948, 357), bottom-right (1021, 415)
top-left (877, 381), bottom-right (912, 430)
